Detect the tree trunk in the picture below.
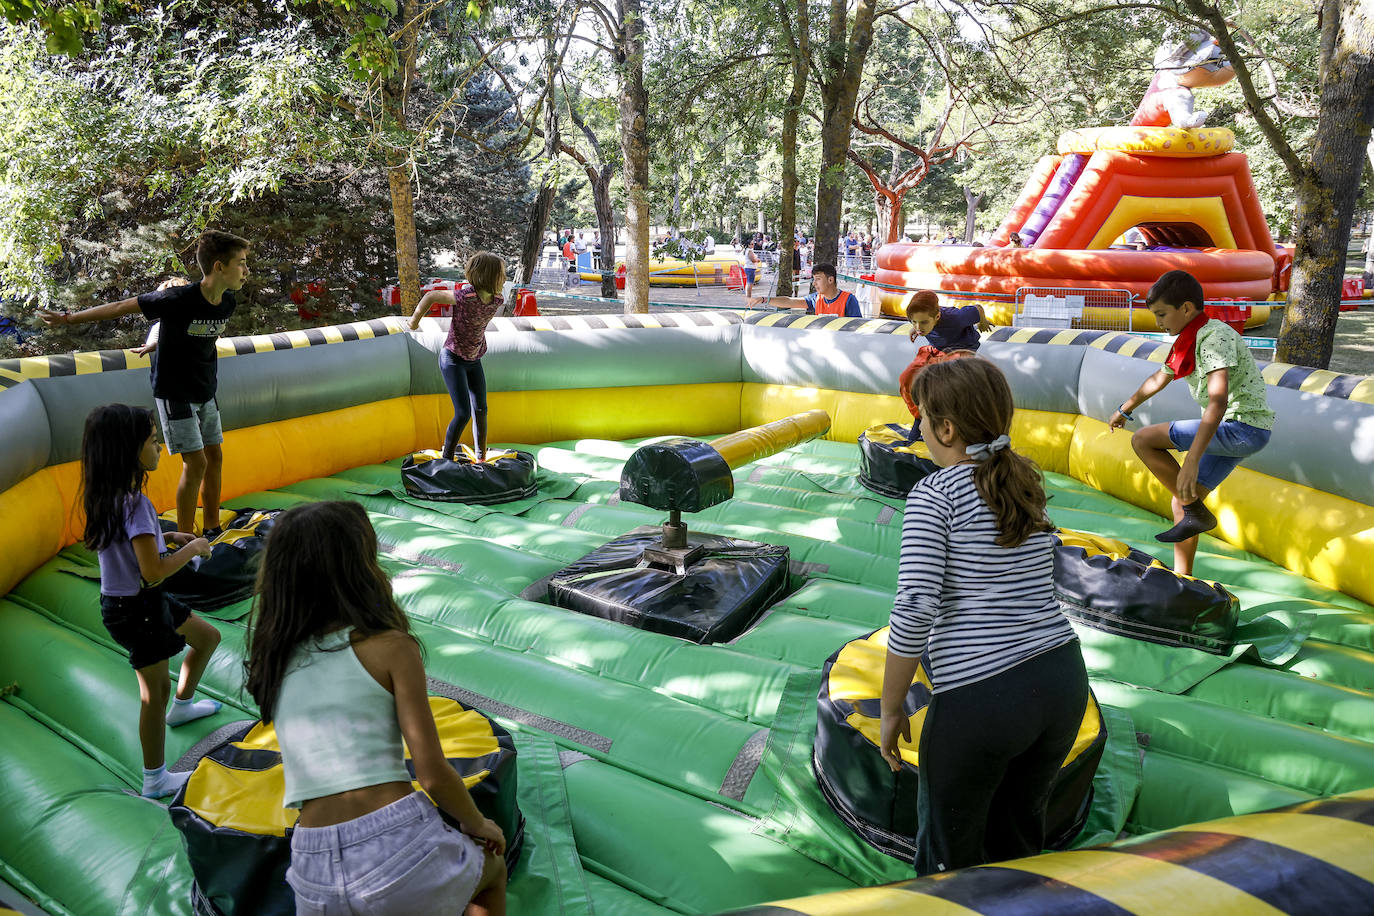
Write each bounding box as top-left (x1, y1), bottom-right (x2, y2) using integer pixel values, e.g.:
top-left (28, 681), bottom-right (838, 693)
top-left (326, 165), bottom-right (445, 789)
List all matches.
top-left (1277, 3), bottom-right (1374, 367)
top-left (962, 186), bottom-right (982, 243)
top-left (592, 165), bottom-right (618, 299)
top-left (813, 0), bottom-right (877, 267)
top-left (616, 0), bottom-right (651, 314)
top-left (875, 190), bottom-right (903, 244)
top-left (383, 0), bottom-right (421, 311)
top-left (518, 186), bottom-right (556, 286)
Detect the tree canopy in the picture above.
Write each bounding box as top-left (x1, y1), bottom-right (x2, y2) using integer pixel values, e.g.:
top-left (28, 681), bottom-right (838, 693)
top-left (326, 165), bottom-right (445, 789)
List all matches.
top-left (2, 0), bottom-right (1370, 364)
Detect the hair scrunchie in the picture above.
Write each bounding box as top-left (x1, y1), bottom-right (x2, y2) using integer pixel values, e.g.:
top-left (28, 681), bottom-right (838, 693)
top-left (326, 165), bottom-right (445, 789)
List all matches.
top-left (965, 434), bottom-right (1011, 462)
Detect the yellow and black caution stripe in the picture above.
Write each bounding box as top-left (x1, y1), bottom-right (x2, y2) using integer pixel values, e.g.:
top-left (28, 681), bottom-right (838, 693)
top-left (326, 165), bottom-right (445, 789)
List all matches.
top-left (746, 312), bottom-right (910, 335)
top-left (0, 317), bottom-right (408, 391)
top-left (1259, 360), bottom-right (1374, 405)
top-left (988, 326), bottom-right (1171, 363)
top-left (717, 786), bottom-right (1374, 915)
top-left (987, 326), bottom-right (1374, 405)
top-left (487, 311), bottom-right (742, 333)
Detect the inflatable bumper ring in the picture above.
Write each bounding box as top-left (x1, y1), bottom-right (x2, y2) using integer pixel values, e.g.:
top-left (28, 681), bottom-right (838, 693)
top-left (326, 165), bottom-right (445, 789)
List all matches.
top-left (1053, 528), bottom-right (1239, 654)
top-left (857, 424), bottom-right (940, 499)
top-left (814, 627), bottom-right (1106, 860)
top-left (170, 692), bottom-right (522, 916)
top-left (401, 447), bottom-right (538, 505)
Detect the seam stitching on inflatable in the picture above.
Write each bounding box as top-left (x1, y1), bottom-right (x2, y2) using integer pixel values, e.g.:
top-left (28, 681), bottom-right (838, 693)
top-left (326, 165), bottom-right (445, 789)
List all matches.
top-left (426, 677), bottom-right (613, 752)
top-left (719, 729), bottom-right (770, 800)
top-left (561, 504), bottom-right (593, 527)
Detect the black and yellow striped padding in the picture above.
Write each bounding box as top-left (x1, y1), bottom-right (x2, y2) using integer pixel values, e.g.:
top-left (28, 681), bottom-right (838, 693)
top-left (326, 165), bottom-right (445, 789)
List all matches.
top-left (0, 317), bottom-right (408, 391)
top-left (488, 311), bottom-right (742, 333)
top-left (170, 693), bottom-right (519, 916)
top-left (987, 326), bottom-right (1374, 404)
top-left (863, 423), bottom-right (933, 458)
top-left (181, 696), bottom-right (505, 836)
top-left (746, 312), bottom-right (911, 335)
top-left (718, 786), bottom-right (1374, 915)
top-left (826, 629), bottom-right (1102, 770)
top-left (408, 446), bottom-right (519, 467)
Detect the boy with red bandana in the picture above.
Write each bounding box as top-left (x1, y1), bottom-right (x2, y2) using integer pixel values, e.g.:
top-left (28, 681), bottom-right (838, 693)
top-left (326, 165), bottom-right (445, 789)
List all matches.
top-left (1109, 270), bottom-right (1274, 575)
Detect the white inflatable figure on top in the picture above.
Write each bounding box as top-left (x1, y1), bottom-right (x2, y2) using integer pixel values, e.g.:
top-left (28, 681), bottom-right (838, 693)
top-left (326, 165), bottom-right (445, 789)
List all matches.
top-left (1130, 29), bottom-right (1236, 129)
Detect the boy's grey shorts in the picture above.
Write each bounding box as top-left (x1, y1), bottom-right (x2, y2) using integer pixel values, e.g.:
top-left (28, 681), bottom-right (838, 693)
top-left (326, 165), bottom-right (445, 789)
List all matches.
top-left (154, 397), bottom-right (223, 455)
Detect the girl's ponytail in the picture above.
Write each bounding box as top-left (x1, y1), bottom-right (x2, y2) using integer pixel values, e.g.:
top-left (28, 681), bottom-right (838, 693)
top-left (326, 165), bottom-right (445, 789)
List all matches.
top-left (909, 358), bottom-right (1053, 548)
top-left (972, 446), bottom-right (1054, 548)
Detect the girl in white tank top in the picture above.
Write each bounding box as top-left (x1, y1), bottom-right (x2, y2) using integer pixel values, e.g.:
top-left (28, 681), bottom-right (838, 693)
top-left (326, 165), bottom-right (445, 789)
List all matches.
top-left (244, 501), bottom-right (508, 916)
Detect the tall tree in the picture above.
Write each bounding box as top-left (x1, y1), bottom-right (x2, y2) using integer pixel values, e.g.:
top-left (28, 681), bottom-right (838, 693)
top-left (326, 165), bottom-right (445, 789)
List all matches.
top-left (813, 0), bottom-right (877, 265)
top-left (775, 0), bottom-right (810, 297)
top-left (612, 0), bottom-right (651, 313)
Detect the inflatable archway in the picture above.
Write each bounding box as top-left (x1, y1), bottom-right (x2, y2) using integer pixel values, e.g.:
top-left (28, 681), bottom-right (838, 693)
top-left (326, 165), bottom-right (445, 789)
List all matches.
top-left (1, 312), bottom-right (1372, 913)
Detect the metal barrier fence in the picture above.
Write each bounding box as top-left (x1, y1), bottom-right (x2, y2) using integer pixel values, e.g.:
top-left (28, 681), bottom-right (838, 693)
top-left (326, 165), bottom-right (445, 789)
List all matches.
top-left (1013, 287), bottom-right (1135, 332)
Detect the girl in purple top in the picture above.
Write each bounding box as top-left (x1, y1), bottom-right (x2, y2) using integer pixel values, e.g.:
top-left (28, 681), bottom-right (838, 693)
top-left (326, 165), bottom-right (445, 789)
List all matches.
top-left (407, 253), bottom-right (507, 462)
top-left (81, 404), bottom-right (223, 798)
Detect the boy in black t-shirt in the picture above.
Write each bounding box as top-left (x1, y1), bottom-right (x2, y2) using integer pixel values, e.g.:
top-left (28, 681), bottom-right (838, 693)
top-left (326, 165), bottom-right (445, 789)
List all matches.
top-left (41, 231), bottom-right (250, 537)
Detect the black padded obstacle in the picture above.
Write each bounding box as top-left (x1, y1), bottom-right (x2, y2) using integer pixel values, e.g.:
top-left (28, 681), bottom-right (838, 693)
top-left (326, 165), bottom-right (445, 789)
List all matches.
top-left (1053, 529), bottom-right (1239, 654)
top-left (545, 526), bottom-right (789, 644)
top-left (857, 423), bottom-right (940, 499)
top-left (169, 693), bottom-right (522, 916)
top-left (814, 628), bottom-right (1105, 860)
top-left (160, 509), bottom-right (280, 611)
top-left (401, 449), bottom-right (538, 505)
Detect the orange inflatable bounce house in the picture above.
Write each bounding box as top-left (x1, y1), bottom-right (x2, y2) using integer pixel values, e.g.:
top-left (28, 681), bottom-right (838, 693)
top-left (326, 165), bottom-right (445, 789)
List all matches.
top-left (877, 29), bottom-right (1276, 332)
top-left (876, 124), bottom-right (1277, 330)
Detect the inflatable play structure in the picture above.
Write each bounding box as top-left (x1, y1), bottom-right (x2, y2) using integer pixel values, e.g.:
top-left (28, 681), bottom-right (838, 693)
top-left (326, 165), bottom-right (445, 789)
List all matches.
top-left (583, 254), bottom-right (741, 287)
top-left (1, 311), bottom-right (1373, 914)
top-left (876, 33), bottom-right (1280, 330)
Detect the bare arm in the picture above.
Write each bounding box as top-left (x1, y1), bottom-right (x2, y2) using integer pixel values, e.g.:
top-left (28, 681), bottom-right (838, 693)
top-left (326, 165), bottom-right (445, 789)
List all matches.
top-left (130, 533), bottom-right (211, 585)
top-left (408, 290), bottom-right (457, 330)
top-left (38, 297), bottom-right (142, 327)
top-left (748, 295), bottom-right (809, 309)
top-left (1109, 367), bottom-right (1174, 429)
top-left (878, 650), bottom-right (921, 772)
top-left (973, 303), bottom-right (992, 332)
top-left (1177, 368), bottom-right (1229, 502)
top-left (389, 636), bottom-right (506, 854)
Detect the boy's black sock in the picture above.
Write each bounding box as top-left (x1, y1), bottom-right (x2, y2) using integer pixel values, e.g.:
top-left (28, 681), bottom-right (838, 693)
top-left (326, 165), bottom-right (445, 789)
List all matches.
top-left (1156, 500), bottom-right (1217, 543)
top-left (203, 526), bottom-right (223, 541)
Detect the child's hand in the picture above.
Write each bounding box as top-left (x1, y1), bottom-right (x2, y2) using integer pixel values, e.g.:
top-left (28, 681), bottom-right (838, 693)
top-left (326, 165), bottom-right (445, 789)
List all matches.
top-left (463, 816), bottom-right (507, 856)
top-left (408, 318), bottom-right (421, 331)
top-left (1176, 462), bottom-right (1200, 504)
top-left (130, 341), bottom-right (158, 357)
top-left (1108, 410), bottom-right (1128, 431)
top-left (165, 531), bottom-right (196, 547)
top-left (746, 296), bottom-right (766, 308)
top-left (878, 709), bottom-right (911, 773)
top-left (36, 309), bottom-right (67, 327)
top-left (189, 536), bottom-right (213, 559)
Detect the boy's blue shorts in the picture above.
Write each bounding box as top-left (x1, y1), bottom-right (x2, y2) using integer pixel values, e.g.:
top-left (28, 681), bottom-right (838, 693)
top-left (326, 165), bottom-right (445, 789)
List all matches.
top-left (1169, 418), bottom-right (1271, 491)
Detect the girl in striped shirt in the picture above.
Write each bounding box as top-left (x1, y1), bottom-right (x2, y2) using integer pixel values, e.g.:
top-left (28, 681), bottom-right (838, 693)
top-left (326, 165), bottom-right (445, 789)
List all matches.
top-left (878, 357), bottom-right (1086, 875)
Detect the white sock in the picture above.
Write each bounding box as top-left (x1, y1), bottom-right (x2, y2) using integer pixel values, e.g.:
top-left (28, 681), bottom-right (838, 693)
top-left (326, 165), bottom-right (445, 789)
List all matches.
top-left (166, 696), bottom-right (221, 727)
top-left (141, 765), bottom-right (192, 798)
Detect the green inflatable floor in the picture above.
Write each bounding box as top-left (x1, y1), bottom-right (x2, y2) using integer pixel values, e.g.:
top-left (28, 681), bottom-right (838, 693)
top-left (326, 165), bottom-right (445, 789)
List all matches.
top-left (3, 435), bottom-right (1374, 915)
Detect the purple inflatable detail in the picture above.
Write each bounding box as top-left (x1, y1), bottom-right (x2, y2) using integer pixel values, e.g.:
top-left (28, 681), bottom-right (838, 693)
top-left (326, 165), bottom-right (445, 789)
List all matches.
top-left (1018, 153), bottom-right (1089, 247)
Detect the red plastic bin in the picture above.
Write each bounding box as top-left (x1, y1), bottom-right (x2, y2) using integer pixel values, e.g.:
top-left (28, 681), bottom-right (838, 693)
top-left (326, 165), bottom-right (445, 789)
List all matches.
top-left (1204, 299), bottom-right (1251, 333)
top-left (1341, 277), bottom-right (1362, 311)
